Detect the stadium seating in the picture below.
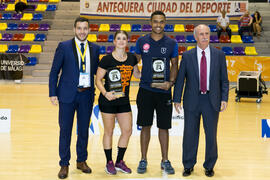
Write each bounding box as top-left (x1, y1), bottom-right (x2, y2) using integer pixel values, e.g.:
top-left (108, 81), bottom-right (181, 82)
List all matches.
top-left (39, 24), bottom-right (50, 31)
top-left (29, 45), bottom-right (42, 53)
top-left (108, 34), bottom-right (114, 42)
top-left (21, 13), bottom-right (33, 21)
top-left (34, 34), bottom-right (46, 41)
top-left (99, 46), bottom-right (106, 54)
top-left (185, 24), bottom-right (194, 32)
top-left (130, 35), bottom-right (140, 42)
top-left (6, 44), bottom-right (19, 53)
top-left (231, 35), bottom-right (243, 43)
top-left (242, 36), bottom-right (254, 43)
top-left (175, 35), bottom-right (185, 43)
top-left (210, 35), bottom-right (219, 43)
top-left (1, 33), bottom-right (12, 41)
top-left (99, 24), bottom-right (110, 32)
top-left (174, 24), bottom-right (185, 32)
top-left (178, 46), bottom-right (186, 55)
top-left (106, 46), bottom-right (114, 54)
top-left (187, 46), bottom-right (195, 51)
top-left (7, 23), bottom-right (18, 30)
top-left (233, 47), bottom-right (245, 55)
top-left (120, 24), bottom-right (131, 32)
top-left (164, 24), bottom-right (174, 32)
top-left (23, 33), bottom-right (35, 41)
top-left (35, 4), bottom-right (47, 11)
top-left (87, 34), bottom-right (97, 42)
top-left (129, 46), bottom-right (136, 53)
top-left (5, 4), bottom-right (15, 11)
top-left (25, 57), bottom-right (37, 66)
top-left (12, 33), bottom-right (24, 41)
top-left (142, 24), bottom-right (151, 32)
top-left (219, 35), bottom-right (231, 43)
top-left (131, 24), bottom-right (141, 32)
top-left (110, 24), bottom-right (120, 32)
top-left (32, 13), bottom-right (43, 20)
top-left (229, 24), bottom-right (239, 33)
top-left (46, 4), bottom-right (57, 11)
top-left (0, 23), bottom-right (7, 31)
top-left (90, 24), bottom-right (99, 31)
top-left (97, 34), bottom-right (108, 42)
top-left (0, 33), bottom-right (2, 40)
top-left (19, 45), bottom-right (31, 53)
top-left (0, 4), bottom-right (7, 11)
top-left (12, 13), bottom-right (22, 20)
top-left (186, 35), bottom-right (196, 43)
top-left (245, 47), bottom-right (258, 55)
top-left (0, 44), bottom-right (8, 53)
top-left (2, 13), bottom-right (12, 20)
top-left (18, 23), bottom-right (29, 30)
top-left (209, 24), bottom-right (217, 32)
top-left (222, 46), bottom-right (233, 55)
top-left (28, 23), bottom-right (39, 31)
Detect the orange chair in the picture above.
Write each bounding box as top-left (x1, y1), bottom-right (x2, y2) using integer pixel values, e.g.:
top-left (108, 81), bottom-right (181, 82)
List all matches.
top-left (130, 35), bottom-right (140, 42)
top-left (12, 33), bottom-right (24, 41)
top-left (90, 24), bottom-right (99, 32)
top-left (97, 34), bottom-right (108, 42)
top-left (178, 46), bottom-right (186, 55)
top-left (168, 35), bottom-right (174, 40)
top-left (185, 24), bottom-right (194, 32)
top-left (28, 24), bottom-right (39, 31)
top-left (125, 46), bottom-right (129, 52)
top-left (219, 35), bottom-right (231, 43)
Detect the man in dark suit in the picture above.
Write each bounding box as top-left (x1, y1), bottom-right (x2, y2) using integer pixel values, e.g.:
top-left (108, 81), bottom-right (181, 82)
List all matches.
top-left (173, 24), bottom-right (229, 177)
top-left (49, 17), bottom-right (100, 179)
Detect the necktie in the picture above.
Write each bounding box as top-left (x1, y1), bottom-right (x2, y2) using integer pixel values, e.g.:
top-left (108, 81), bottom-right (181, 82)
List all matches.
top-left (80, 43), bottom-right (85, 72)
top-left (200, 51), bottom-right (207, 93)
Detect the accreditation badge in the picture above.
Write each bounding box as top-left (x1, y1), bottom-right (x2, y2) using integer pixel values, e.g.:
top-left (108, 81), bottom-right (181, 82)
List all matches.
top-left (79, 72), bottom-right (90, 87)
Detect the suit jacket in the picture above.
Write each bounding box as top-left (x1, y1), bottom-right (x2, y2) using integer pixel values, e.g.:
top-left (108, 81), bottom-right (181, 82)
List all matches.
top-left (49, 38), bottom-right (100, 103)
top-left (173, 46), bottom-right (229, 112)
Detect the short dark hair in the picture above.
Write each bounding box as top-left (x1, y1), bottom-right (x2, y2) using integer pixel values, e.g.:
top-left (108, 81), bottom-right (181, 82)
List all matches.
top-left (114, 30), bottom-right (128, 40)
top-left (74, 17), bottom-right (89, 27)
top-left (150, 11), bottom-right (166, 20)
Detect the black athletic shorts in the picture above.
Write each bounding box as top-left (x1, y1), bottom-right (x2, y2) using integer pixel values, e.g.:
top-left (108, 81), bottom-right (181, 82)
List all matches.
top-left (136, 87), bottom-right (172, 129)
top-left (99, 103), bottom-right (131, 114)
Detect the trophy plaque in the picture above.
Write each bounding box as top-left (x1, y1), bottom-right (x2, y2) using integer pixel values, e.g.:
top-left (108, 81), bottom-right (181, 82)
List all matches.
top-left (107, 67), bottom-right (125, 98)
top-left (151, 57), bottom-right (166, 87)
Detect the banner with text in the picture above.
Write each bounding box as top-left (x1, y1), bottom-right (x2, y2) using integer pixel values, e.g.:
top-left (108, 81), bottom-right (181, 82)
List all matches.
top-left (80, 0), bottom-right (248, 19)
top-left (0, 54), bottom-right (29, 80)
top-left (0, 109), bottom-right (11, 133)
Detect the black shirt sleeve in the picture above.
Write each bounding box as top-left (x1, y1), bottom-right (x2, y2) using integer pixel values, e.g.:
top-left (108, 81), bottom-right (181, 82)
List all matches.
top-left (98, 55), bottom-right (111, 70)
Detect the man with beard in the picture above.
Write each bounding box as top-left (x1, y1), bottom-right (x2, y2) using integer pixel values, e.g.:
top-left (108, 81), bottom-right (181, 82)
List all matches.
top-left (49, 17), bottom-right (100, 179)
top-left (134, 11), bottom-right (179, 175)
top-left (173, 24), bottom-right (229, 177)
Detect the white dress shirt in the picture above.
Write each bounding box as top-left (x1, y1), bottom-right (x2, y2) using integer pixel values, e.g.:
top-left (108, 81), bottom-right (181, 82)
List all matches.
top-left (197, 45), bottom-right (210, 91)
top-left (75, 37), bottom-right (90, 74)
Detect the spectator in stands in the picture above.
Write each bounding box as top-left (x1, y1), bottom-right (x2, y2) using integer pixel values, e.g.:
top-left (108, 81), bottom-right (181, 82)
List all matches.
top-left (217, 9), bottom-right (232, 39)
top-left (238, 11), bottom-right (253, 37)
top-left (95, 30), bottom-right (140, 175)
top-left (49, 17), bottom-right (100, 179)
top-left (252, 11), bottom-right (262, 36)
top-left (15, 0), bottom-right (28, 14)
top-left (15, 0), bottom-right (35, 14)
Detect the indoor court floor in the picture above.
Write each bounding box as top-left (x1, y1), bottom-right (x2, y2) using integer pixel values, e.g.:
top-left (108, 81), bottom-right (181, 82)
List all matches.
top-left (0, 84), bottom-right (270, 180)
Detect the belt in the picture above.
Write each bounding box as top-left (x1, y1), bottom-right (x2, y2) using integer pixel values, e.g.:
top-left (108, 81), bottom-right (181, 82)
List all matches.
top-left (77, 87), bottom-right (90, 92)
top-left (200, 91), bottom-right (210, 94)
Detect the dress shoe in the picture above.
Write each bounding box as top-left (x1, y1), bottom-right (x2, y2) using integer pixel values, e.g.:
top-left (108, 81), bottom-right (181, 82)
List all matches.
top-left (58, 166), bottom-right (68, 179)
top-left (205, 168), bottom-right (214, 177)
top-left (77, 161), bottom-right (92, 173)
top-left (182, 167), bottom-right (193, 177)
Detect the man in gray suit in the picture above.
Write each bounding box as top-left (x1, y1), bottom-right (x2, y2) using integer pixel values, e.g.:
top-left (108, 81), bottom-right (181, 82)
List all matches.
top-left (173, 24), bottom-right (229, 177)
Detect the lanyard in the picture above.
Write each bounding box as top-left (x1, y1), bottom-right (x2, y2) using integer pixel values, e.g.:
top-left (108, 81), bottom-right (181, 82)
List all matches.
top-left (75, 42), bottom-right (88, 72)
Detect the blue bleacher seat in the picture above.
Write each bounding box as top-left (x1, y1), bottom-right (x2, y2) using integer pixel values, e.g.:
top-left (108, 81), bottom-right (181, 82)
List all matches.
top-left (209, 25), bottom-right (217, 32)
top-left (108, 34), bottom-right (114, 42)
top-left (99, 46), bottom-right (106, 54)
top-left (25, 57), bottom-right (37, 66)
top-left (32, 13), bottom-right (43, 20)
top-left (131, 24), bottom-right (141, 32)
top-left (6, 45), bottom-right (19, 53)
top-left (34, 34), bottom-right (46, 41)
top-left (7, 23), bottom-right (18, 30)
top-left (242, 35), bottom-right (254, 43)
top-left (46, 4), bottom-right (57, 11)
top-left (2, 13), bottom-right (12, 20)
top-left (186, 35), bottom-right (196, 43)
top-left (164, 24), bottom-right (174, 32)
top-left (129, 46), bottom-right (136, 53)
top-left (222, 46), bottom-right (233, 55)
